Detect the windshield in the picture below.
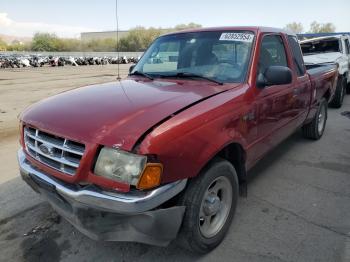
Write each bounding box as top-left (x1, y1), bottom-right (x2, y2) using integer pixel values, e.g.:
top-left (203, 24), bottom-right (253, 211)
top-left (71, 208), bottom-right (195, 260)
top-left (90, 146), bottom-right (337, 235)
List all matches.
top-left (132, 31), bottom-right (255, 83)
top-left (301, 39), bottom-right (341, 55)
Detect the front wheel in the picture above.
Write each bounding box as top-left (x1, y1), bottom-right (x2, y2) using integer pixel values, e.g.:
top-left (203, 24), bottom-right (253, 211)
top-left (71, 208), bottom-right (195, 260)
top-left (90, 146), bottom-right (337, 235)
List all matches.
top-left (302, 98), bottom-right (327, 140)
top-left (177, 158), bottom-right (238, 253)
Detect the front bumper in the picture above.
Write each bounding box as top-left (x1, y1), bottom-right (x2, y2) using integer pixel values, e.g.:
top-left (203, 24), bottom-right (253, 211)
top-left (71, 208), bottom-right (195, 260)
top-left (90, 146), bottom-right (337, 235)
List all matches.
top-left (18, 149), bottom-right (187, 246)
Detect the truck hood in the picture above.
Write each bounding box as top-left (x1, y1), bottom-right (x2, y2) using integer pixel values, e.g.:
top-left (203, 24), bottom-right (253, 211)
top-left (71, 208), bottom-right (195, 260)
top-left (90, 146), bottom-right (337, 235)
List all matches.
top-left (303, 52), bottom-right (342, 64)
top-left (21, 79), bottom-right (238, 150)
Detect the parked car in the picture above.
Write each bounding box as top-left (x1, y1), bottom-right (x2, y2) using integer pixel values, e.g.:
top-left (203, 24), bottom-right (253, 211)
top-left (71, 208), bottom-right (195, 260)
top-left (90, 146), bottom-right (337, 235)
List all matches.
top-left (18, 26), bottom-right (338, 253)
top-left (300, 34), bottom-right (350, 108)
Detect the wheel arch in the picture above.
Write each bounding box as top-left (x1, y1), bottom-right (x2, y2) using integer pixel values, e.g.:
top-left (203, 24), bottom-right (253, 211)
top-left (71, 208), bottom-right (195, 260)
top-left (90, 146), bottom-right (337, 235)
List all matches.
top-left (199, 142), bottom-right (248, 197)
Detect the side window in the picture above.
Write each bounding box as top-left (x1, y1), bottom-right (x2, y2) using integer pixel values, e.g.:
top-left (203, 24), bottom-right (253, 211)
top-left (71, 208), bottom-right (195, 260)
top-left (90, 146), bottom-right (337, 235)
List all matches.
top-left (258, 35), bottom-right (288, 75)
top-left (288, 35), bottom-right (306, 76)
top-left (345, 39), bottom-right (350, 55)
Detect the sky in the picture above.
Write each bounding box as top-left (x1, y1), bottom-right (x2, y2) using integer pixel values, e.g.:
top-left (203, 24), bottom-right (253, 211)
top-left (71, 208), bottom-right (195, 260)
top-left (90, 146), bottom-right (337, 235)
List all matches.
top-left (0, 0), bottom-right (349, 38)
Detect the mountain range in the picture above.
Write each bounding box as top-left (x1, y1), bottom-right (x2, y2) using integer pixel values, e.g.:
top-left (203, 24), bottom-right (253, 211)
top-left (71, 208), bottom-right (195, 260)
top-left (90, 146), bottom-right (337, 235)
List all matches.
top-left (0, 34), bottom-right (32, 44)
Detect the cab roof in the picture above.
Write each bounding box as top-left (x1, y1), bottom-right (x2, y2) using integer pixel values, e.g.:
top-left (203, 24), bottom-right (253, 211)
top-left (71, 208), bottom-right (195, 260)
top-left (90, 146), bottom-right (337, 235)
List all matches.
top-left (162, 26), bottom-right (294, 37)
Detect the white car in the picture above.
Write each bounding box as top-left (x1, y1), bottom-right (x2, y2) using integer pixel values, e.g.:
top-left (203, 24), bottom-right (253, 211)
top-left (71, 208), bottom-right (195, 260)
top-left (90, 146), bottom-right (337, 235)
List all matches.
top-left (300, 34), bottom-right (350, 108)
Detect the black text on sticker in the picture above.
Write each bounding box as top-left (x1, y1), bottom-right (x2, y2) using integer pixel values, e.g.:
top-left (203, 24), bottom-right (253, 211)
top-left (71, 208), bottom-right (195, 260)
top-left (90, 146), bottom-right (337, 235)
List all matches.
top-left (219, 33), bottom-right (254, 42)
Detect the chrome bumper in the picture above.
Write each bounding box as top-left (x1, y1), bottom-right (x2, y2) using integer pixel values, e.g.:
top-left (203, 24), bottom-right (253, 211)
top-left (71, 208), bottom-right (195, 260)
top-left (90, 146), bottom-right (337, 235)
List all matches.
top-left (18, 149), bottom-right (187, 246)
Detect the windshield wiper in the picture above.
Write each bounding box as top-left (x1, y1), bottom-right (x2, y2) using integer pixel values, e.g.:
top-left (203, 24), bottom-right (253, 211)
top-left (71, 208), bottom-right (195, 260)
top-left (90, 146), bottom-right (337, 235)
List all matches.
top-left (159, 72), bottom-right (223, 85)
top-left (129, 70), bottom-right (154, 80)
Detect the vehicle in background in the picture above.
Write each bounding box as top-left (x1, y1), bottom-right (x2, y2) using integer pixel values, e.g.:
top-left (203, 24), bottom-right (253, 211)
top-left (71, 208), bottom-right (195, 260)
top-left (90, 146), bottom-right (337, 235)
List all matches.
top-left (18, 27), bottom-right (338, 253)
top-left (300, 34), bottom-right (350, 108)
top-left (0, 55), bottom-right (140, 69)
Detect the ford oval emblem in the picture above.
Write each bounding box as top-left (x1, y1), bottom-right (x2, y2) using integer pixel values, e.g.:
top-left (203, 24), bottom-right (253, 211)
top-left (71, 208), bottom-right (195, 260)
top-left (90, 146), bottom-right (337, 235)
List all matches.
top-left (39, 144), bottom-right (55, 156)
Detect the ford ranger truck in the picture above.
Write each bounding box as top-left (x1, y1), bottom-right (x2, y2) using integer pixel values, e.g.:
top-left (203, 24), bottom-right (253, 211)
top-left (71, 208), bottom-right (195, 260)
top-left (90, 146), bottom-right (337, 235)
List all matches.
top-left (18, 27), bottom-right (338, 253)
top-left (300, 34), bottom-right (350, 108)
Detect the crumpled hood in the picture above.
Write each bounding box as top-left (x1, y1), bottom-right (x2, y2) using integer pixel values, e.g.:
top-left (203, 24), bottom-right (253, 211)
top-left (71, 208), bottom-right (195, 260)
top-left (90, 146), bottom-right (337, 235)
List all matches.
top-left (21, 79), bottom-right (238, 150)
top-left (303, 52), bottom-right (342, 64)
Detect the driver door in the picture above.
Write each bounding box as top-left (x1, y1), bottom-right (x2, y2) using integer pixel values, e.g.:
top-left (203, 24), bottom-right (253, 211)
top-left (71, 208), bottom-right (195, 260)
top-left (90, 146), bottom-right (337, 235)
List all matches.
top-left (253, 34), bottom-right (296, 161)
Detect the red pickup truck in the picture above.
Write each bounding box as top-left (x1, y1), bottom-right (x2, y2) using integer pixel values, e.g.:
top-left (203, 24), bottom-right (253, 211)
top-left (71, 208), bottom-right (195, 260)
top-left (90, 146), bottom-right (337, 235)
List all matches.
top-left (18, 27), bottom-right (338, 253)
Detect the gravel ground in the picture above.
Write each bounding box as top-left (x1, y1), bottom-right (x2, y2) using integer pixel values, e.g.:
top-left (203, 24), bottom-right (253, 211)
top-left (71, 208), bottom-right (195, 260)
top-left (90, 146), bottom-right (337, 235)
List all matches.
top-left (0, 67), bottom-right (350, 262)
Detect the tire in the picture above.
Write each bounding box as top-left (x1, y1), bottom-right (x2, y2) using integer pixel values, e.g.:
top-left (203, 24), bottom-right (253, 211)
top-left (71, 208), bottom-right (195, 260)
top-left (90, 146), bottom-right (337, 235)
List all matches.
top-left (177, 158), bottom-right (239, 253)
top-left (329, 77), bottom-right (346, 108)
top-left (302, 98), bottom-right (327, 140)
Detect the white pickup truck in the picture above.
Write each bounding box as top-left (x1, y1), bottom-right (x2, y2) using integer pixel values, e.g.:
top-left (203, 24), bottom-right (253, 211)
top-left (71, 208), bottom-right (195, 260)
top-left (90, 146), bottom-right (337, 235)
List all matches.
top-left (300, 34), bottom-right (350, 108)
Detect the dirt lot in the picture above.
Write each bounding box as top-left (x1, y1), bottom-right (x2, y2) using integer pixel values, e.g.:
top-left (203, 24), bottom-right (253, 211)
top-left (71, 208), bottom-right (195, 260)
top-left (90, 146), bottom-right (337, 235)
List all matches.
top-left (0, 67), bottom-right (350, 261)
top-left (0, 65), bottom-right (130, 183)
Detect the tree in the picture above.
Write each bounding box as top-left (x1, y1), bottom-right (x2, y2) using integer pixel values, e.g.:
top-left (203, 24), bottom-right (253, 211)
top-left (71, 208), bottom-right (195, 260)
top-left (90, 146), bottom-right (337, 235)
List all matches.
top-left (284, 22), bottom-right (304, 34)
top-left (6, 39), bottom-right (31, 51)
top-left (31, 33), bottom-right (61, 51)
top-left (118, 26), bottom-right (163, 51)
top-left (309, 21), bottom-right (336, 33)
top-left (0, 38), bottom-right (7, 51)
top-left (118, 23), bottom-right (202, 51)
top-left (59, 38), bottom-right (81, 51)
top-left (174, 23), bottom-right (202, 31)
top-left (7, 42), bottom-right (29, 51)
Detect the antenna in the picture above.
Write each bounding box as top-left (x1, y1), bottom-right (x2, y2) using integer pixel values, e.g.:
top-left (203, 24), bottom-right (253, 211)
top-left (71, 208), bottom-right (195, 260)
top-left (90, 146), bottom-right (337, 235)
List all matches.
top-left (116, 0), bottom-right (121, 80)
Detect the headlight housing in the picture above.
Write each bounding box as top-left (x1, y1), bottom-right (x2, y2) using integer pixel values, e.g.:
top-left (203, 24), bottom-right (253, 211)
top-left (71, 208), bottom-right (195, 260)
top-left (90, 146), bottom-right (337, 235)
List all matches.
top-left (94, 147), bottom-right (147, 186)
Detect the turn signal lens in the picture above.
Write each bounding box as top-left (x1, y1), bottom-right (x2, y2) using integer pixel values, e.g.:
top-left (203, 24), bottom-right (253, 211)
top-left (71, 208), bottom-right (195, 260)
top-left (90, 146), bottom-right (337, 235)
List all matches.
top-left (137, 163), bottom-right (163, 190)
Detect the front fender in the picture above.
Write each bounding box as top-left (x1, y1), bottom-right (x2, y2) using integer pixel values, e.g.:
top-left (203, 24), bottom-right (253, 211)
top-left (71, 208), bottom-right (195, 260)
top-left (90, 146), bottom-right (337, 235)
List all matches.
top-left (138, 85), bottom-right (255, 184)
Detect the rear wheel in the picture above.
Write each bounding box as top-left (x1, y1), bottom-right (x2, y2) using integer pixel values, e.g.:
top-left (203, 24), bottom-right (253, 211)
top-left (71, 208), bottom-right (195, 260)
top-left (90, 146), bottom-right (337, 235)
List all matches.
top-left (302, 98), bottom-right (327, 140)
top-left (329, 77), bottom-right (346, 108)
top-left (178, 158), bottom-right (238, 253)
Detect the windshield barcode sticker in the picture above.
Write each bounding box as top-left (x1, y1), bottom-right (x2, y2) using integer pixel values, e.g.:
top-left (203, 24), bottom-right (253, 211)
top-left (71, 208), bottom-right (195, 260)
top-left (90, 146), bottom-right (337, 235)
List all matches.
top-left (219, 33), bottom-right (254, 42)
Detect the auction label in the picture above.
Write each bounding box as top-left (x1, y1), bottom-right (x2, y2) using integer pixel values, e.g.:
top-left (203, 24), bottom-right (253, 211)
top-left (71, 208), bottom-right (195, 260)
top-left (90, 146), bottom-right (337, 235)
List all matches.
top-left (219, 33), bottom-right (254, 42)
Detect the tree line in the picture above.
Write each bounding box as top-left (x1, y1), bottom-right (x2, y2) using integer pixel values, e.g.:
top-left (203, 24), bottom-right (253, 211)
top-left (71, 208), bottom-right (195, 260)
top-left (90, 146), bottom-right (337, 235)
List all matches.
top-left (0, 23), bottom-right (201, 52)
top-left (284, 21), bottom-right (336, 34)
top-left (0, 21), bottom-right (337, 52)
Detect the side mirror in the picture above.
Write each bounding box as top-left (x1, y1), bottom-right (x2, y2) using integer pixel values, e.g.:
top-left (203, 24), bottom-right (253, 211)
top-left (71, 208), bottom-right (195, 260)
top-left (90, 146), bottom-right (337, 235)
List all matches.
top-left (129, 64), bottom-right (135, 74)
top-left (257, 66), bottom-right (292, 88)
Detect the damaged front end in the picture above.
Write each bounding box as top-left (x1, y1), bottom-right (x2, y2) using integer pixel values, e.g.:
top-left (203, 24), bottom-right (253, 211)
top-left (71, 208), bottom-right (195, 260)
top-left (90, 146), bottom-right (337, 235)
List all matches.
top-left (18, 149), bottom-right (187, 246)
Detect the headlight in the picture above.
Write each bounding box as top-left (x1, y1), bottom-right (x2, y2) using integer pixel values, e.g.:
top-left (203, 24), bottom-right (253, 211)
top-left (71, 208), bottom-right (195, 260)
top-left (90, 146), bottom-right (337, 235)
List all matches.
top-left (94, 147), bottom-right (147, 186)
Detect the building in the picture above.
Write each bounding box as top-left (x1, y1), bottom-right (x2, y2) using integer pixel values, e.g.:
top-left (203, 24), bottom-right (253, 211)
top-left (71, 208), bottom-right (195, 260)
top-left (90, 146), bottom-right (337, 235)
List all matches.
top-left (80, 31), bottom-right (130, 42)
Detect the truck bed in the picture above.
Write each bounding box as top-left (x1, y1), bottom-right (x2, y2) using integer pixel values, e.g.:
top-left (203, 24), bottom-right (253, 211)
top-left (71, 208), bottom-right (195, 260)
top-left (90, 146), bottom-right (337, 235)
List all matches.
top-left (305, 63), bottom-right (337, 74)
top-left (306, 63), bottom-right (338, 104)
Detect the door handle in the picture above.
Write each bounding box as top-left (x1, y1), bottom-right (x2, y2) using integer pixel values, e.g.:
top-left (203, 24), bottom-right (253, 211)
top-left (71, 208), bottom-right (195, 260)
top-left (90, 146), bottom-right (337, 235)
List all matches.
top-left (293, 88), bottom-right (300, 95)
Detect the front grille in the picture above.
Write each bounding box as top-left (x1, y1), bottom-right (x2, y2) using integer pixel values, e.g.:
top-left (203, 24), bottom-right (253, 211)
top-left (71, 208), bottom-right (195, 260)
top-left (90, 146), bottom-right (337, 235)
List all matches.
top-left (24, 126), bottom-right (85, 176)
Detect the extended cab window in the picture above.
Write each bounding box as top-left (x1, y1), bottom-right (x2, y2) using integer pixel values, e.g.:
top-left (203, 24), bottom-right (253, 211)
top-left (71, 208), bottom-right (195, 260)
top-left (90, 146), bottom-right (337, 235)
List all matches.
top-left (288, 35), bottom-right (306, 76)
top-left (258, 35), bottom-right (288, 75)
